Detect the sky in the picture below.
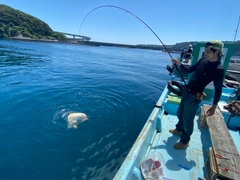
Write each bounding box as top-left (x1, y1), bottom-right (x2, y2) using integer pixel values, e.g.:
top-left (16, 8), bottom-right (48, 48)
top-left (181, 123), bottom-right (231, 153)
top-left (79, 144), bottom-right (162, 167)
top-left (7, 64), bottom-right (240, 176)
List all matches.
top-left (1, 0), bottom-right (240, 45)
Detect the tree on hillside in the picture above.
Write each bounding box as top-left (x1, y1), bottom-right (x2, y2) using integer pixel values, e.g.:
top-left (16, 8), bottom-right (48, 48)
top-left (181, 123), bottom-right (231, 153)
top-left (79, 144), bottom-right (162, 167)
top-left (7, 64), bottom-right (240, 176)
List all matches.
top-left (0, 4), bottom-right (66, 40)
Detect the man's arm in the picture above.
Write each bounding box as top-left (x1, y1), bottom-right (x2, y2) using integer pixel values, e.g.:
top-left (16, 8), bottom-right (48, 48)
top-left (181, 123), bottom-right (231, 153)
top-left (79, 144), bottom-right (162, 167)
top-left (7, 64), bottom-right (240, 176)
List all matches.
top-left (213, 79), bottom-right (223, 105)
top-left (206, 75), bottom-right (224, 116)
top-left (172, 58), bottom-right (202, 73)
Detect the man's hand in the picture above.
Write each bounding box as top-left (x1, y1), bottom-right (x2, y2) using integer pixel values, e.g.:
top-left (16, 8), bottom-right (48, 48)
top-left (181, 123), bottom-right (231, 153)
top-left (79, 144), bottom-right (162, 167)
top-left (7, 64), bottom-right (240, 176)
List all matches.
top-left (206, 105), bottom-right (217, 116)
top-left (171, 58), bottom-right (182, 66)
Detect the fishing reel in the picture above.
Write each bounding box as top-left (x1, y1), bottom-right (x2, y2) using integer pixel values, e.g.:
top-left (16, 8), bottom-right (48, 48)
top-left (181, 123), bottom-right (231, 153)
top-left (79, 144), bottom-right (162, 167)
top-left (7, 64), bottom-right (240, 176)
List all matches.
top-left (166, 65), bottom-right (174, 75)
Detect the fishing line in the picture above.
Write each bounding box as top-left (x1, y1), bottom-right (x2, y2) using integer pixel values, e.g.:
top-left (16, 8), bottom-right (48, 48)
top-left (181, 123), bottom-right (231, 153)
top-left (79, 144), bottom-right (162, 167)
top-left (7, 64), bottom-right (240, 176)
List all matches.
top-left (79, 5), bottom-right (186, 84)
top-left (79, 5), bottom-right (172, 58)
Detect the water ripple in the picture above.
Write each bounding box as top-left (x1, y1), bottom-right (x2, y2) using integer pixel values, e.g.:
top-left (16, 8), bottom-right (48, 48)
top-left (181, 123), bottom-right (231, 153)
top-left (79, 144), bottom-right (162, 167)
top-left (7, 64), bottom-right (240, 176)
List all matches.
top-left (0, 40), bottom-right (172, 180)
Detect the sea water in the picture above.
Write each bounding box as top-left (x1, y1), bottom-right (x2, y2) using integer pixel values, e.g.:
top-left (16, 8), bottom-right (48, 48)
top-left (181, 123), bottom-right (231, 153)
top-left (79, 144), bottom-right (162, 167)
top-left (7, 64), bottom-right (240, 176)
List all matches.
top-left (0, 40), bottom-right (175, 180)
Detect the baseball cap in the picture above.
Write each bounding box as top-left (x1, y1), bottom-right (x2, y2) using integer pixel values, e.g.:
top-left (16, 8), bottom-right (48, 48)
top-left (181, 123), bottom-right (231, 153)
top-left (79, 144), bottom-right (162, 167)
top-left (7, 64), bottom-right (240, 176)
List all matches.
top-left (205, 40), bottom-right (224, 52)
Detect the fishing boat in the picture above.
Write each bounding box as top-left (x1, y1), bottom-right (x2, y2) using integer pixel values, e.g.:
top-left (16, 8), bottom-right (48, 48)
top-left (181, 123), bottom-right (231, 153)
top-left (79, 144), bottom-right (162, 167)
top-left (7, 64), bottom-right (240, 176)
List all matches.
top-left (113, 42), bottom-right (240, 180)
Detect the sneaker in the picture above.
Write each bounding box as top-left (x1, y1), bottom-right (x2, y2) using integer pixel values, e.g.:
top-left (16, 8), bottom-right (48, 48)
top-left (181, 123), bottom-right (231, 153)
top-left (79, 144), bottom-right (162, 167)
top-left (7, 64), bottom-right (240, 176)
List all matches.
top-left (169, 129), bottom-right (182, 136)
top-left (174, 142), bottom-right (189, 149)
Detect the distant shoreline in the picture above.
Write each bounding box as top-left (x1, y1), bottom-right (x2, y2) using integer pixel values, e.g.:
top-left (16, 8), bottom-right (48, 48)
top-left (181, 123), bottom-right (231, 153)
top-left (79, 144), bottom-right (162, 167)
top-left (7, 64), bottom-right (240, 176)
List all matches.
top-left (8, 37), bottom-right (168, 51)
top-left (3, 37), bottom-right (240, 58)
top-left (10, 37), bottom-right (59, 43)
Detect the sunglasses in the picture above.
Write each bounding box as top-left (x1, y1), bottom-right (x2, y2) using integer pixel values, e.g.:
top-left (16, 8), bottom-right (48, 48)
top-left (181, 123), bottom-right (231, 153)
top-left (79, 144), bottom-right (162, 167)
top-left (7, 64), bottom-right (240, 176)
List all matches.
top-left (205, 42), bottom-right (222, 49)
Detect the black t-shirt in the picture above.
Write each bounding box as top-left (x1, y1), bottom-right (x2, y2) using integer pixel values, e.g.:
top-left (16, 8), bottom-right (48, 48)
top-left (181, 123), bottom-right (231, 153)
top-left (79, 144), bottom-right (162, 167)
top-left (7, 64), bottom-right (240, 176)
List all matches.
top-left (180, 57), bottom-right (224, 104)
top-left (187, 48), bottom-right (193, 54)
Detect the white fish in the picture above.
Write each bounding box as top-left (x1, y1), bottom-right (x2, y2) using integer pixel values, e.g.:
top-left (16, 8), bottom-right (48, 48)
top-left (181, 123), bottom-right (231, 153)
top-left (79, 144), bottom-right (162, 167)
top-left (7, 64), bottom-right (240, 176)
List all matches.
top-left (67, 112), bottom-right (88, 129)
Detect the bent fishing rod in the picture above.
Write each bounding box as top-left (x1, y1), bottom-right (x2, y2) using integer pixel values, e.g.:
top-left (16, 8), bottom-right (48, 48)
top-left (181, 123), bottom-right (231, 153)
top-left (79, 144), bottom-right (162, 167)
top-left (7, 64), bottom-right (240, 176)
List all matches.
top-left (79, 5), bottom-right (186, 85)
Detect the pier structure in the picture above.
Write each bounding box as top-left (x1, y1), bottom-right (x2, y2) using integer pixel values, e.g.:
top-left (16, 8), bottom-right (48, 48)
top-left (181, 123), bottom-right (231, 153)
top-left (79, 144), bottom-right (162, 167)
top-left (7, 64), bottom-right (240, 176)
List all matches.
top-left (56, 31), bottom-right (91, 44)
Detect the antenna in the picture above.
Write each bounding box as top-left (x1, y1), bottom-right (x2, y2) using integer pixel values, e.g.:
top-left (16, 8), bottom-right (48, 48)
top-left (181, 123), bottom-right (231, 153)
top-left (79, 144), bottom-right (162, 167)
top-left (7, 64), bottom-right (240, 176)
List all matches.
top-left (234, 16), bottom-right (240, 42)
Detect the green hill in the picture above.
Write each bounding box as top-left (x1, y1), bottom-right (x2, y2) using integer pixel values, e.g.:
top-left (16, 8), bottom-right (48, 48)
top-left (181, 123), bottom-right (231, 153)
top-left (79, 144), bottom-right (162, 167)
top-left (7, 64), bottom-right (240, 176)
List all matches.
top-left (0, 4), bottom-right (66, 40)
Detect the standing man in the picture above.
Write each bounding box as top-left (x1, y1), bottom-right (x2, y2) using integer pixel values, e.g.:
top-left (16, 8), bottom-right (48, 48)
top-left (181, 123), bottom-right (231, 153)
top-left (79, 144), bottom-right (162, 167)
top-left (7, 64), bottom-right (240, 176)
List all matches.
top-left (182, 44), bottom-right (193, 63)
top-left (180, 49), bottom-right (185, 62)
top-left (169, 40), bottom-right (225, 149)
top-left (187, 44), bottom-right (193, 54)
top-left (183, 44), bottom-right (193, 62)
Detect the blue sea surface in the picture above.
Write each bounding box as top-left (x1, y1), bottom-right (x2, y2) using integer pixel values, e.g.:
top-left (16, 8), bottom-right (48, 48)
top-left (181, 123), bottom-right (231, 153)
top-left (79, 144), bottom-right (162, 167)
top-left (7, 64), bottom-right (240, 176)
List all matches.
top-left (0, 40), bottom-right (175, 180)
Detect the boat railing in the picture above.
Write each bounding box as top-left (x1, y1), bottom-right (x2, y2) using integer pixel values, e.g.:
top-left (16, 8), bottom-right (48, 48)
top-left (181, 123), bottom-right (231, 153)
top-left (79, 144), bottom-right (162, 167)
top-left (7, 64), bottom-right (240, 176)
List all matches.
top-left (113, 86), bottom-right (169, 180)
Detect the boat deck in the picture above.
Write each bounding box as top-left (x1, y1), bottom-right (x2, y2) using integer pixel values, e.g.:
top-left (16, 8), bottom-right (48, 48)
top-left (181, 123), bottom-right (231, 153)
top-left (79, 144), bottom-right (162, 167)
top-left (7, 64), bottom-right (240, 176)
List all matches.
top-left (114, 86), bottom-right (240, 180)
top-left (148, 109), bottom-right (240, 179)
top-left (149, 114), bottom-right (210, 179)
